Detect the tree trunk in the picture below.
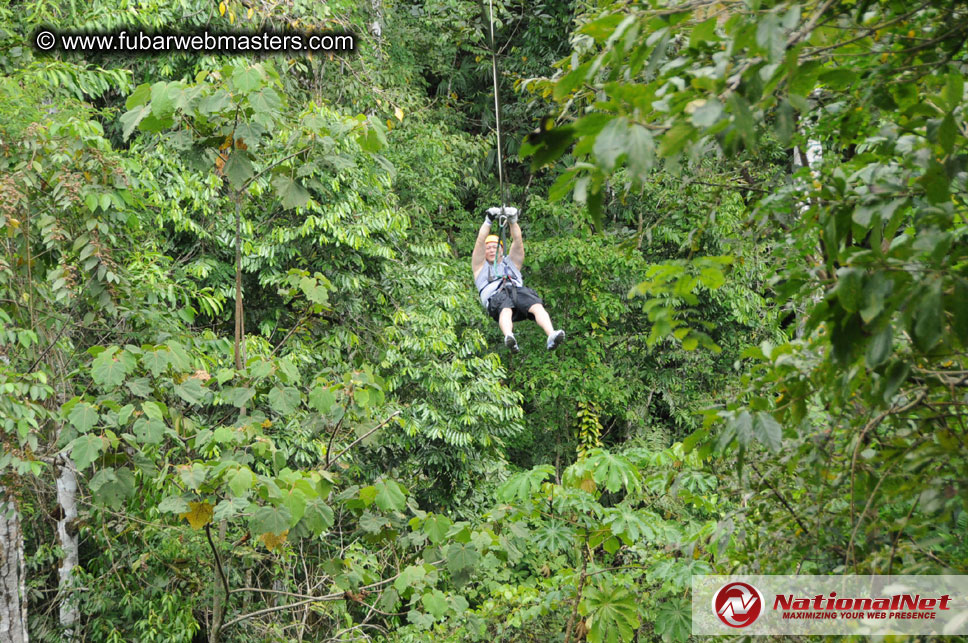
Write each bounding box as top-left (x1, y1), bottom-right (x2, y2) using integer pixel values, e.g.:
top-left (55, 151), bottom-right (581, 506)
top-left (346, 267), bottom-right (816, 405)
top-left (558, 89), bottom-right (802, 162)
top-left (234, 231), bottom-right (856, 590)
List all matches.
top-left (55, 455), bottom-right (79, 637)
top-left (0, 489), bottom-right (28, 643)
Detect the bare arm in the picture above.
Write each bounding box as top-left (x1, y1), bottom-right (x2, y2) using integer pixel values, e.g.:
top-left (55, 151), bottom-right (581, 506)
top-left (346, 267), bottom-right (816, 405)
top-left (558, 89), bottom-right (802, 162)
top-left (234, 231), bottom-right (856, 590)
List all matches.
top-left (471, 221), bottom-right (491, 278)
top-left (508, 221), bottom-right (524, 270)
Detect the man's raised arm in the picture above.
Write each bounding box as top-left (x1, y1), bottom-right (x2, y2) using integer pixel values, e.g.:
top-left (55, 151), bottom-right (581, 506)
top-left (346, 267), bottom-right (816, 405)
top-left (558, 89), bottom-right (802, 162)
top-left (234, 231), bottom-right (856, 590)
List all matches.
top-left (471, 213), bottom-right (492, 277)
top-left (508, 216), bottom-right (524, 270)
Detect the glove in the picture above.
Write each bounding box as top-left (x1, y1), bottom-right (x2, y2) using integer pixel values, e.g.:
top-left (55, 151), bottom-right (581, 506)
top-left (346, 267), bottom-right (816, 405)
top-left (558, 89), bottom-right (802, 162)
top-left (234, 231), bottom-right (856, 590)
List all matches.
top-left (487, 206), bottom-right (519, 222)
top-left (483, 212), bottom-right (493, 226)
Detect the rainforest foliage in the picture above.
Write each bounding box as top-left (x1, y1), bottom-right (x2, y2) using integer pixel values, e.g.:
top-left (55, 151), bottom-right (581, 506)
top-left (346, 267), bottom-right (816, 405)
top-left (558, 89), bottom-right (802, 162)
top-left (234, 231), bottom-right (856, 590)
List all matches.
top-left (1, 0), bottom-right (966, 640)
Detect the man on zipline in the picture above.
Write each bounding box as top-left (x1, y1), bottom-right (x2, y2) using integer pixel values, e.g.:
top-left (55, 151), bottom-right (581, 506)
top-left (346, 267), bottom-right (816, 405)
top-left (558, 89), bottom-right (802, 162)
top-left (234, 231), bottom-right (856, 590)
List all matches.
top-left (472, 206), bottom-right (566, 352)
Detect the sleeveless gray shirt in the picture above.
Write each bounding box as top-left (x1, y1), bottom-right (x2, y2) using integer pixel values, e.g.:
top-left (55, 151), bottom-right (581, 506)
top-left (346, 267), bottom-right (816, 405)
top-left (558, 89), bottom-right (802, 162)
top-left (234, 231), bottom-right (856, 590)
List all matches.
top-left (474, 257), bottom-right (523, 307)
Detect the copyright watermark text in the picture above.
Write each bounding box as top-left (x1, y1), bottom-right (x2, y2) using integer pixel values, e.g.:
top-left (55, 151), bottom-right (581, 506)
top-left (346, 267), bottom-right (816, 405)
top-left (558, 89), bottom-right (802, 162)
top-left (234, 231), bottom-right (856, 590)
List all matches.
top-left (33, 28), bottom-right (355, 55)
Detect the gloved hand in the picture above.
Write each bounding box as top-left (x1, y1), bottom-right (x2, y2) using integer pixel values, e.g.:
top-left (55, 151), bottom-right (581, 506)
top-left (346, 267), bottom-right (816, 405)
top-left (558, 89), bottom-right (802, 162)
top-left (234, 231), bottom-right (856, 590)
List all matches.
top-left (487, 206), bottom-right (519, 223)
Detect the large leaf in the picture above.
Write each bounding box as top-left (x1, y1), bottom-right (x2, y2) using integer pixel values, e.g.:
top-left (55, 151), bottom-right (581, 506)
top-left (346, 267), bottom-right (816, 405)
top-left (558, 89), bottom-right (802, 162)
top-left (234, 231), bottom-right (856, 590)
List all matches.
top-left (423, 514), bottom-right (452, 545)
top-left (224, 151), bottom-right (253, 189)
top-left (585, 450), bottom-right (640, 494)
top-left (272, 175), bottom-right (311, 210)
top-left (374, 479), bottom-right (406, 512)
top-left (581, 583), bottom-right (640, 643)
top-left (92, 347), bottom-right (133, 389)
top-left (69, 434), bottom-right (104, 470)
top-left (67, 402), bottom-right (99, 433)
top-left (752, 412), bottom-right (782, 453)
top-left (654, 598), bottom-right (691, 642)
top-left (268, 385), bottom-right (300, 415)
top-left (496, 464), bottom-right (555, 502)
top-left (248, 504), bottom-right (292, 535)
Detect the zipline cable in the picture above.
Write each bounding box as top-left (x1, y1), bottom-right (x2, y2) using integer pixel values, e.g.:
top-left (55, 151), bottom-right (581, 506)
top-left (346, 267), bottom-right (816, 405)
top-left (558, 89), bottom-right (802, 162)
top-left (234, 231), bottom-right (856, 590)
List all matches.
top-left (486, 0), bottom-right (509, 212)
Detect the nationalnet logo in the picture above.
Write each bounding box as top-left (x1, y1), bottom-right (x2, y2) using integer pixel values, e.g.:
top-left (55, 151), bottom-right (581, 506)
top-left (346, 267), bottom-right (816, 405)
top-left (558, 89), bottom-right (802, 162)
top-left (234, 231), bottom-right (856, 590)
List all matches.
top-left (693, 575), bottom-right (968, 636)
top-left (712, 582), bottom-right (763, 628)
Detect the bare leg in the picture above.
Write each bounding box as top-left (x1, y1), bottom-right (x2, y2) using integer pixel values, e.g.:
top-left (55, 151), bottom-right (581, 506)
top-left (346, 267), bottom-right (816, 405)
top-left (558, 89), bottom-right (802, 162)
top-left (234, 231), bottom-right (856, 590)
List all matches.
top-left (498, 307), bottom-right (514, 337)
top-left (528, 303), bottom-right (556, 337)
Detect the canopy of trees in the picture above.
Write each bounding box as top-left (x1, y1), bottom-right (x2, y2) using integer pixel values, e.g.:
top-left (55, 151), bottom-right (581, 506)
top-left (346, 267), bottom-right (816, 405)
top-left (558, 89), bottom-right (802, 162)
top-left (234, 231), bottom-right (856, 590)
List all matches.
top-left (1, 0), bottom-right (965, 641)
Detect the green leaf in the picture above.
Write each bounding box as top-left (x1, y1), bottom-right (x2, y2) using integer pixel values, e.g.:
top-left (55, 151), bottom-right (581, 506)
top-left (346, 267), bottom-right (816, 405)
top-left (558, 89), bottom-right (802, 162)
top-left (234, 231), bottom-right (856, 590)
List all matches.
top-left (691, 99), bottom-right (724, 128)
top-left (197, 90), bottom-right (231, 115)
top-left (445, 543), bottom-right (480, 575)
top-left (866, 324), bottom-right (893, 368)
top-left (69, 434), bottom-right (104, 470)
top-left (158, 495), bottom-right (190, 514)
top-left (497, 464), bottom-right (555, 502)
top-left (125, 83), bottom-right (151, 109)
top-left (149, 81), bottom-right (177, 118)
top-left (755, 11), bottom-right (783, 60)
top-left (951, 280), bottom-right (968, 346)
top-left (249, 504), bottom-right (292, 535)
top-left (68, 402), bottom-right (99, 433)
top-left (118, 404), bottom-right (135, 426)
top-left (141, 349), bottom-right (171, 377)
top-left (231, 66), bottom-right (264, 94)
top-left (282, 488), bottom-right (307, 526)
top-left (174, 378), bottom-right (208, 405)
top-left (224, 151), bottom-right (253, 189)
top-left (423, 514), bottom-right (452, 545)
top-left (586, 450), bottom-right (640, 494)
top-left (658, 122), bottom-right (695, 158)
top-left (90, 467), bottom-right (135, 509)
top-left (942, 72), bottom-right (964, 112)
top-left (272, 174), bottom-right (311, 210)
top-left (92, 347), bottom-right (132, 389)
top-left (223, 386), bottom-right (255, 408)
top-left (120, 105), bottom-right (150, 140)
top-left (919, 161), bottom-right (949, 204)
top-left (581, 584), bottom-right (640, 643)
top-left (733, 410), bottom-right (753, 447)
top-left (394, 565), bottom-right (427, 593)
top-left (819, 69), bottom-right (858, 91)
top-left (913, 281), bottom-right (943, 352)
top-left (309, 386), bottom-right (336, 413)
top-left (301, 497), bottom-right (334, 534)
top-left (626, 124), bottom-right (655, 180)
top-left (689, 18), bottom-right (718, 48)
top-left (133, 418), bottom-right (166, 445)
top-left (753, 412), bottom-right (782, 453)
top-left (728, 93), bottom-right (755, 147)
top-left (268, 386), bottom-right (301, 415)
top-left (228, 467), bottom-right (255, 497)
top-left (593, 117), bottom-right (628, 172)
top-left (835, 268), bottom-right (863, 313)
top-left (179, 463), bottom-right (207, 491)
top-left (533, 520), bottom-right (575, 552)
top-left (141, 401), bottom-right (165, 420)
top-left (374, 479), bottom-right (406, 512)
top-left (880, 361), bottom-right (910, 403)
top-left (421, 590), bottom-right (449, 620)
top-left (248, 87), bottom-right (282, 116)
top-left (654, 598), bottom-right (692, 642)
top-left (213, 497), bottom-right (250, 522)
top-left (699, 266), bottom-right (725, 290)
top-left (860, 272), bottom-right (892, 323)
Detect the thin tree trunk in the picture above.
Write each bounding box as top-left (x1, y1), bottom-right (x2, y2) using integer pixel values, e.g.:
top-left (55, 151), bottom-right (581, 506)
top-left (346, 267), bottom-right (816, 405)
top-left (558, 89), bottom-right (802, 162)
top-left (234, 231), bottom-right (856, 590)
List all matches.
top-left (0, 489), bottom-right (28, 643)
top-left (233, 193), bottom-right (244, 371)
top-left (55, 455), bottom-right (79, 638)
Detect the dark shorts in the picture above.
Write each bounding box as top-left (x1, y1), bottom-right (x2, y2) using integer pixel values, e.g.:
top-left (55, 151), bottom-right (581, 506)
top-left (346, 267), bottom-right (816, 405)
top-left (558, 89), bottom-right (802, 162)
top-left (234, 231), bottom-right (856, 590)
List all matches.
top-left (486, 284), bottom-right (544, 322)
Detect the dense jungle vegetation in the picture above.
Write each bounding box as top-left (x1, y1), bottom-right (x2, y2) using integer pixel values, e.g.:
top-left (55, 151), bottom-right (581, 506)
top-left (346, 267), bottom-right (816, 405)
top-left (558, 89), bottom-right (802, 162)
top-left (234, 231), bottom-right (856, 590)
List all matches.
top-left (1, 0), bottom-right (966, 640)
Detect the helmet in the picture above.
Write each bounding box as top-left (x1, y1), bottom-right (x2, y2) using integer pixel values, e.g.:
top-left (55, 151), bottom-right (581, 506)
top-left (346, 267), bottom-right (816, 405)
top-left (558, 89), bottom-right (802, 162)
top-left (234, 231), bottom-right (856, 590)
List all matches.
top-left (485, 234), bottom-right (501, 245)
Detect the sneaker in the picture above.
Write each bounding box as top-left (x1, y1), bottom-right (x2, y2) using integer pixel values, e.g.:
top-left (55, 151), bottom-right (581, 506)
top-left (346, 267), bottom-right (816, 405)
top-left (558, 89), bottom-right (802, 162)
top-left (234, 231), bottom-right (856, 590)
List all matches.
top-left (504, 334), bottom-right (519, 353)
top-left (547, 330), bottom-right (565, 350)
